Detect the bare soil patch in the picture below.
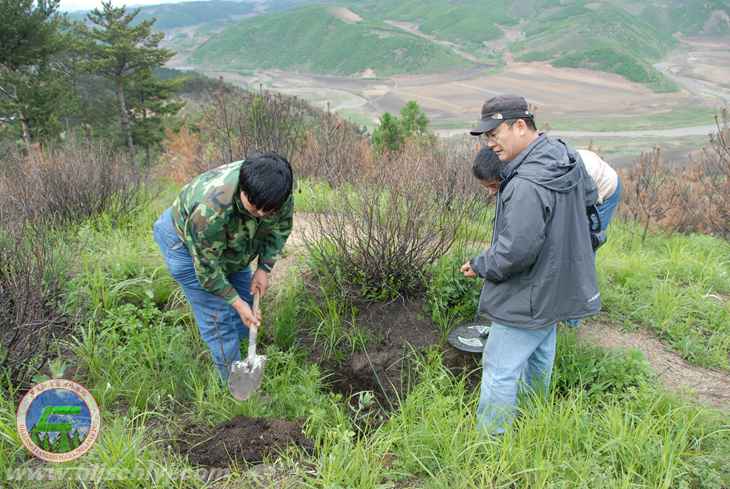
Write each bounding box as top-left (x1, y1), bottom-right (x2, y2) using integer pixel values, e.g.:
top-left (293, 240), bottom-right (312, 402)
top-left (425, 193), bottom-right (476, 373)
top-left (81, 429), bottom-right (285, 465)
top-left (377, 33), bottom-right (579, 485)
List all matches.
top-left (303, 298), bottom-right (441, 406)
top-left (329, 6), bottom-right (362, 24)
top-left (577, 320), bottom-right (730, 409)
top-left (183, 416), bottom-right (313, 467)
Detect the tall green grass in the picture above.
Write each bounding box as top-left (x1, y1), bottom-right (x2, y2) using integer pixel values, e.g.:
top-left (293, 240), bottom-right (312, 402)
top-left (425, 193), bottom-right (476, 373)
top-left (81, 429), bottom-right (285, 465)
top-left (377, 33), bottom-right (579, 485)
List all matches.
top-left (598, 222), bottom-right (730, 370)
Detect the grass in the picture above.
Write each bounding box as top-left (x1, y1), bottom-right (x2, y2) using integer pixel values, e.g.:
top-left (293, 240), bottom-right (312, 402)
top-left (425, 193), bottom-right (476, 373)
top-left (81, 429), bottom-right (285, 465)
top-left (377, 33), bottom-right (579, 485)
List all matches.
top-left (2, 179), bottom-right (729, 488)
top-left (597, 223), bottom-right (730, 370)
top-left (338, 108), bottom-right (377, 132)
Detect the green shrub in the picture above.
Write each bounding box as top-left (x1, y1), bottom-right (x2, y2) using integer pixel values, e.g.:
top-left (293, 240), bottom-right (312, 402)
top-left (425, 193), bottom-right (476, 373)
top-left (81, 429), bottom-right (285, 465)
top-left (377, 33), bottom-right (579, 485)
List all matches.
top-left (72, 301), bottom-right (203, 412)
top-left (552, 46), bottom-right (679, 92)
top-left (554, 328), bottom-right (654, 398)
top-left (426, 253), bottom-right (482, 333)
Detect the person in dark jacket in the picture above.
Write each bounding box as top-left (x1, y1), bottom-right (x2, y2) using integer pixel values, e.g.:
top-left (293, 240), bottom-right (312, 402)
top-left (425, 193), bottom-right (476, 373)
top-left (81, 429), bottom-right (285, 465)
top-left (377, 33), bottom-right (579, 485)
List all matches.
top-left (461, 95), bottom-right (601, 434)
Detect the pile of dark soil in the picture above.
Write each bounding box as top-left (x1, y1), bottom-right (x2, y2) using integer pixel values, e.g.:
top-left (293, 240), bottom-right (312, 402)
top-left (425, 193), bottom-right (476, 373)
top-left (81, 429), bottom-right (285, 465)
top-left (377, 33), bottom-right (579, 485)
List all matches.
top-left (183, 416), bottom-right (313, 467)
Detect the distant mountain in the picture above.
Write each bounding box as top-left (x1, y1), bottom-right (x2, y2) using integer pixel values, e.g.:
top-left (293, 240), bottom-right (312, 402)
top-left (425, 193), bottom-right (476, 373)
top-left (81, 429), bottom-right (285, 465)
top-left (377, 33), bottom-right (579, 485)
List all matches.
top-left (92, 0), bottom-right (728, 89)
top-left (69, 1), bottom-right (257, 30)
top-left (189, 5), bottom-right (474, 76)
top-left (511, 3), bottom-right (681, 92)
top-left (134, 1), bottom-right (256, 29)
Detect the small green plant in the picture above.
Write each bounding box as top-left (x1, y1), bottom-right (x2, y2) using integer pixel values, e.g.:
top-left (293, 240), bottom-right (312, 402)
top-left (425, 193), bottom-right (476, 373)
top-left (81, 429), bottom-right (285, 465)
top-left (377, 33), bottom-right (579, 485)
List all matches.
top-left (266, 274), bottom-right (308, 351)
top-left (554, 328), bottom-right (654, 399)
top-left (308, 288), bottom-right (352, 361)
top-left (426, 253), bottom-right (482, 333)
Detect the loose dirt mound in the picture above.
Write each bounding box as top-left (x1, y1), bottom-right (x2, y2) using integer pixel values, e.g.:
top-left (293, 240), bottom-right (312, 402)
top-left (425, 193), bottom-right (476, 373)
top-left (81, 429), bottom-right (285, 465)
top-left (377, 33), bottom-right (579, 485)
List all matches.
top-left (578, 320), bottom-right (730, 409)
top-left (184, 416), bottom-right (313, 467)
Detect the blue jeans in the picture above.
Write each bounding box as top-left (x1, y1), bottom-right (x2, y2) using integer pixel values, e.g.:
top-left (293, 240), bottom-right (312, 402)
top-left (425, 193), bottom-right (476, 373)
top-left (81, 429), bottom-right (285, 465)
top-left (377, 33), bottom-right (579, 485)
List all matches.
top-left (477, 322), bottom-right (557, 434)
top-left (153, 207), bottom-right (253, 381)
top-left (596, 176), bottom-right (622, 242)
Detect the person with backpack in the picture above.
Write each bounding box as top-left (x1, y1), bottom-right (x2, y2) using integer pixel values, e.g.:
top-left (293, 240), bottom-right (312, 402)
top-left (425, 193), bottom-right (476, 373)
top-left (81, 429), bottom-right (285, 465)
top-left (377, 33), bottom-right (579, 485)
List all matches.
top-left (460, 95), bottom-right (601, 434)
top-left (576, 149), bottom-right (622, 246)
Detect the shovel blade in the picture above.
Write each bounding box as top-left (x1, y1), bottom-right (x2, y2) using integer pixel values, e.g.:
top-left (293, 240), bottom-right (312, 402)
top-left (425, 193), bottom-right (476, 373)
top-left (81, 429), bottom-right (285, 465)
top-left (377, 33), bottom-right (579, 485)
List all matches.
top-left (228, 356), bottom-right (267, 401)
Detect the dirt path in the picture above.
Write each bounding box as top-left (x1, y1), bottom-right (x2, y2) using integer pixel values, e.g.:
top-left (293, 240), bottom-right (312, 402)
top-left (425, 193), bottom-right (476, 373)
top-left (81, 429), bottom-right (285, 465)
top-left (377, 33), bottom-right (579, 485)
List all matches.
top-left (384, 20), bottom-right (487, 65)
top-left (436, 124), bottom-right (719, 139)
top-left (577, 320), bottom-right (730, 409)
top-left (275, 214), bottom-right (730, 410)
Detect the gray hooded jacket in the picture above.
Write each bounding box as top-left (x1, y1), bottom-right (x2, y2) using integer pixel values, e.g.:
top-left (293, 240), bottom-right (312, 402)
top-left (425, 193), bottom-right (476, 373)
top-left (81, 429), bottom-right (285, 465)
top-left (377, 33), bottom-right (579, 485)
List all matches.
top-left (470, 133), bottom-right (601, 329)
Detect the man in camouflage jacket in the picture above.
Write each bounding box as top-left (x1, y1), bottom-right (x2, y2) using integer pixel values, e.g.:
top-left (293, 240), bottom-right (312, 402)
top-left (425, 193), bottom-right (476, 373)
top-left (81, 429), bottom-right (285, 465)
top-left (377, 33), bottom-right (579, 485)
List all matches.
top-left (153, 152), bottom-right (293, 381)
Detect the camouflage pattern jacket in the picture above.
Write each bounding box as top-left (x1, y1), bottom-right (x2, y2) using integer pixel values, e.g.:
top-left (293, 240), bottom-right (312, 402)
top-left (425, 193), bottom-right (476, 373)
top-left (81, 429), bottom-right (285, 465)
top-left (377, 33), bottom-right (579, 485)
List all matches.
top-left (170, 160), bottom-right (293, 304)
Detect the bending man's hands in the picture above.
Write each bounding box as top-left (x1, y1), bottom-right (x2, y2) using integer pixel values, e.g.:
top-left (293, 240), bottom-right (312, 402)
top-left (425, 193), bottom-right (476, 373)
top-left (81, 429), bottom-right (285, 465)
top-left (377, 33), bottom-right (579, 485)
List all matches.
top-left (251, 268), bottom-right (270, 299)
top-left (232, 297), bottom-right (260, 328)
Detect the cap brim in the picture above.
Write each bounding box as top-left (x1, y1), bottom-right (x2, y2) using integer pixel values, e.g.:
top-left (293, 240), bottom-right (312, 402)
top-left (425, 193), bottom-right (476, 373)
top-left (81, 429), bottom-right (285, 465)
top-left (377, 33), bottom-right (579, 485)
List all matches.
top-left (469, 118), bottom-right (502, 136)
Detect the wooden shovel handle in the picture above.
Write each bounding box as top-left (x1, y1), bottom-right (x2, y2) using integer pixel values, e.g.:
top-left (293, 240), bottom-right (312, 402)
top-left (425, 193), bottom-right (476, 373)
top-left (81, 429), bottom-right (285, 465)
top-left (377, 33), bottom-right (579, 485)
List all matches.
top-left (253, 291), bottom-right (261, 317)
top-left (248, 292), bottom-right (261, 361)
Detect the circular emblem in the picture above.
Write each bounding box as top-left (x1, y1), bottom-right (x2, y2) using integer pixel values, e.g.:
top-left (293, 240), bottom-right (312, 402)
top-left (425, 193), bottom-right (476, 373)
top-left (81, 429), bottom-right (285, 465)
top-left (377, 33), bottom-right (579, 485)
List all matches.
top-left (16, 379), bottom-right (101, 463)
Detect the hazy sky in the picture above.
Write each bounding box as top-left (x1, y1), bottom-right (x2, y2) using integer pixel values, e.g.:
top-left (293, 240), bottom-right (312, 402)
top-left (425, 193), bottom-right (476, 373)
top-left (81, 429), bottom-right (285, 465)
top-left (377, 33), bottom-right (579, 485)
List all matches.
top-left (60, 0), bottom-right (199, 12)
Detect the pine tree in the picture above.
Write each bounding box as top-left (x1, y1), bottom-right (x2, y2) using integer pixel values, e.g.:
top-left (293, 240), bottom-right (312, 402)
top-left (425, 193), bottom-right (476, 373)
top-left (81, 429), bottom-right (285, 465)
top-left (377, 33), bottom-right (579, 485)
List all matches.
top-left (79, 1), bottom-right (174, 157)
top-left (399, 100), bottom-right (429, 137)
top-left (42, 433), bottom-right (52, 452)
top-left (127, 68), bottom-right (184, 165)
top-left (30, 429), bottom-right (42, 448)
top-left (70, 429), bottom-right (82, 450)
top-left (372, 112), bottom-right (403, 154)
top-left (0, 0), bottom-right (74, 146)
top-left (56, 431), bottom-right (72, 453)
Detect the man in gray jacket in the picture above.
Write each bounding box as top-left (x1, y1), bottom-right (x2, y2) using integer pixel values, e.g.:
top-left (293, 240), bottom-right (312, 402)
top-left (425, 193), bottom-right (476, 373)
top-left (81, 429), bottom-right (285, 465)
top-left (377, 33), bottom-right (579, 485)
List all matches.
top-left (461, 95), bottom-right (601, 434)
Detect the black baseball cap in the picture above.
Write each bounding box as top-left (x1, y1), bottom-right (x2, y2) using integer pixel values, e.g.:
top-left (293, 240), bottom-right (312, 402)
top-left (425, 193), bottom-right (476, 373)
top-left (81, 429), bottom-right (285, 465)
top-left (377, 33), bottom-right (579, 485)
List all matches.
top-left (470, 95), bottom-right (534, 136)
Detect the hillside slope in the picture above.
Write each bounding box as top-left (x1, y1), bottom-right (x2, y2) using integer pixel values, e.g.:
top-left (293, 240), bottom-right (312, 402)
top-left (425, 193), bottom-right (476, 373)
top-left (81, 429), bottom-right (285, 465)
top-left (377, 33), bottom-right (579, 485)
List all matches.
top-left (512, 4), bottom-right (680, 92)
top-left (190, 5), bottom-right (474, 76)
top-left (162, 0), bottom-right (728, 88)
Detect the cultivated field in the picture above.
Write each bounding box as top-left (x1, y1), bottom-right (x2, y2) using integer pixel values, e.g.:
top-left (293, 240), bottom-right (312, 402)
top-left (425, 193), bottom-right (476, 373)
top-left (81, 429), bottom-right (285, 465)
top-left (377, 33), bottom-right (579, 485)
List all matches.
top-left (171, 35), bottom-right (730, 166)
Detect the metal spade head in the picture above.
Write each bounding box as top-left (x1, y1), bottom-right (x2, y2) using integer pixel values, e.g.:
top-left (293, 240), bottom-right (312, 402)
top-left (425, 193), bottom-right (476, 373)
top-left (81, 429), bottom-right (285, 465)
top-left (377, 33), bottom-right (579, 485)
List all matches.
top-left (228, 293), bottom-right (267, 401)
top-left (228, 354), bottom-right (267, 401)
top-left (447, 321), bottom-right (491, 353)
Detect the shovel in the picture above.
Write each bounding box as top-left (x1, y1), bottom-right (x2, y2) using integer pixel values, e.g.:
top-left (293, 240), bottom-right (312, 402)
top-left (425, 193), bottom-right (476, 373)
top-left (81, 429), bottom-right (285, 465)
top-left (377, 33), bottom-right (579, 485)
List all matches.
top-left (228, 292), bottom-right (267, 401)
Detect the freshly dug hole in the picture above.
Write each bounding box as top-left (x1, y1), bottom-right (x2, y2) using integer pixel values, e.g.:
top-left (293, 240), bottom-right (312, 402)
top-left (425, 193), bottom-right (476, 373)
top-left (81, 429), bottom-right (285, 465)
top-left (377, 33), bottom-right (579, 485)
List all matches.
top-left (184, 416), bottom-right (312, 467)
top-left (306, 298), bottom-right (479, 408)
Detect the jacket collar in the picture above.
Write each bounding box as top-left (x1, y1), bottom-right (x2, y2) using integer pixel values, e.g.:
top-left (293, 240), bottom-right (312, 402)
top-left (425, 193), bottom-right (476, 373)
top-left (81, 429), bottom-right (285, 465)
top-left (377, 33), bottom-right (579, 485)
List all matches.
top-left (499, 132), bottom-right (546, 184)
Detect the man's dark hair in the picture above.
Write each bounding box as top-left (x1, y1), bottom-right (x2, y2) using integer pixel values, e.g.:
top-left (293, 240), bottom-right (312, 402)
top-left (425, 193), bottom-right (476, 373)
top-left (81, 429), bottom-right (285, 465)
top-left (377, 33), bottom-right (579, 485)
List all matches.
top-left (509, 116), bottom-right (537, 131)
top-left (238, 151), bottom-right (293, 213)
top-left (472, 147), bottom-right (503, 182)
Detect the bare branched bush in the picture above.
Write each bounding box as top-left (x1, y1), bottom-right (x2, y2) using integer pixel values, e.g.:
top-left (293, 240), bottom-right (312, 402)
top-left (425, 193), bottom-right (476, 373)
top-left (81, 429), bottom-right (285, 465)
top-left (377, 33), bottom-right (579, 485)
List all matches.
top-left (297, 108), bottom-right (371, 186)
top-left (0, 140), bottom-right (145, 229)
top-left (304, 142), bottom-right (483, 301)
top-left (619, 147), bottom-right (684, 242)
top-left (161, 84), bottom-right (368, 186)
top-left (200, 81), bottom-right (315, 165)
top-left (156, 125), bottom-right (212, 185)
top-left (0, 224), bottom-right (69, 389)
top-left (619, 110), bottom-right (730, 239)
top-left (696, 109), bottom-right (730, 238)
